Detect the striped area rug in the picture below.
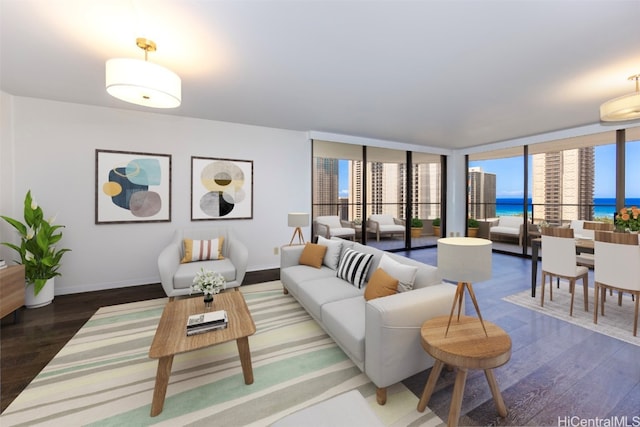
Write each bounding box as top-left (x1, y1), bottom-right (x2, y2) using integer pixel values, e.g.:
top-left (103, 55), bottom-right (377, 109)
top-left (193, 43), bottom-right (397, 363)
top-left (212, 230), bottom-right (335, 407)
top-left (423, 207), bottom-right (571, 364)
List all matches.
top-left (504, 285), bottom-right (639, 347)
top-left (1, 281), bottom-right (443, 427)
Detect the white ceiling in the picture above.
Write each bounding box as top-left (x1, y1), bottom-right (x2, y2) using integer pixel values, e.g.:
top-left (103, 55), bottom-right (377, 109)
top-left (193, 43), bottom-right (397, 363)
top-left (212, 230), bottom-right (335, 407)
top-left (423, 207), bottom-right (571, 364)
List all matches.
top-left (1, 0), bottom-right (639, 150)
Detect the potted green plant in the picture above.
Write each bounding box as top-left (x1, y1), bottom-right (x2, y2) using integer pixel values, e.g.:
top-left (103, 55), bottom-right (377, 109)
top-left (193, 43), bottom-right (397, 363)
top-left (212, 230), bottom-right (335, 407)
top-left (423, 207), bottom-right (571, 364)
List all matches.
top-left (432, 218), bottom-right (441, 237)
top-left (467, 218), bottom-right (479, 237)
top-left (410, 217), bottom-right (423, 238)
top-left (1, 190), bottom-right (71, 308)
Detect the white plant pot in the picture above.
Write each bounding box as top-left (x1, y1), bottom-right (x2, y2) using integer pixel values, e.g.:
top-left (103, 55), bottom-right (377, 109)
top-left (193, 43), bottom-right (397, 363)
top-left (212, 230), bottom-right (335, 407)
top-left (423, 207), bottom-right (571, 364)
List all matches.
top-left (25, 278), bottom-right (55, 308)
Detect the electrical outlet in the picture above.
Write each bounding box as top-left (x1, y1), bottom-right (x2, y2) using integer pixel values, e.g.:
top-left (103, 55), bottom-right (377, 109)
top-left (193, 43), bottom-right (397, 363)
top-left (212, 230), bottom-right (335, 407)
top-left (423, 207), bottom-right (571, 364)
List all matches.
top-left (273, 247), bottom-right (279, 255)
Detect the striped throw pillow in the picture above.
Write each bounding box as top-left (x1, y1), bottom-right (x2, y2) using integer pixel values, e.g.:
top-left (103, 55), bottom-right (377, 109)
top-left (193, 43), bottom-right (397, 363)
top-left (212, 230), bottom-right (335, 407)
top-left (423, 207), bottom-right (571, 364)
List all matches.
top-left (336, 248), bottom-right (374, 288)
top-left (180, 238), bottom-right (225, 263)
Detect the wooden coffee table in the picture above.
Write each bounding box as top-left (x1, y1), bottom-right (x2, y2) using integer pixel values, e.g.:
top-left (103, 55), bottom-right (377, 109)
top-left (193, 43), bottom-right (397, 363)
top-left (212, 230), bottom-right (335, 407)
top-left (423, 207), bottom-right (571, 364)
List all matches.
top-left (417, 315), bottom-right (511, 427)
top-left (148, 291), bottom-right (256, 416)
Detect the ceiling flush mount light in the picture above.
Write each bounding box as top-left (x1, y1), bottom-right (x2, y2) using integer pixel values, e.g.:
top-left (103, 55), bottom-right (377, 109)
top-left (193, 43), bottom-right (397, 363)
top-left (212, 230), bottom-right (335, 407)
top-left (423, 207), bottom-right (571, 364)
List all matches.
top-left (600, 74), bottom-right (640, 122)
top-left (105, 38), bottom-right (181, 108)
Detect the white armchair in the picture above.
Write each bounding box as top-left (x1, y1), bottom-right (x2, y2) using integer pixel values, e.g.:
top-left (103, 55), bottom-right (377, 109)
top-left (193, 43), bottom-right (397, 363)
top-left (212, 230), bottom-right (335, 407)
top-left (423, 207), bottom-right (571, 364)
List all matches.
top-left (314, 216), bottom-right (356, 240)
top-left (367, 214), bottom-right (405, 241)
top-left (157, 227), bottom-right (248, 297)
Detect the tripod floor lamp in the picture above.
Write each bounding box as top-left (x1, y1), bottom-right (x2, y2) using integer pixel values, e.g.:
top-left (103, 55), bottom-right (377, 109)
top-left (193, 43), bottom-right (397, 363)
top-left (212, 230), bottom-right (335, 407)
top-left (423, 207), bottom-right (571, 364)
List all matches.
top-left (437, 237), bottom-right (493, 337)
top-left (288, 212), bottom-right (309, 245)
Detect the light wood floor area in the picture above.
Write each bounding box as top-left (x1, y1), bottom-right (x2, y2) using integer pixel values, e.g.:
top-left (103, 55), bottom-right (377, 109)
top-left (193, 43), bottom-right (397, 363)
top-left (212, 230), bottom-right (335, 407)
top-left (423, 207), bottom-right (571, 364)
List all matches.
top-left (2, 253), bottom-right (639, 426)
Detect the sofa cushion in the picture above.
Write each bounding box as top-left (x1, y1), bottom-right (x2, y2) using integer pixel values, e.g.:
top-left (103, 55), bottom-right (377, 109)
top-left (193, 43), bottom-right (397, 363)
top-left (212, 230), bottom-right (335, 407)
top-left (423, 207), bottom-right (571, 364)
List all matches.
top-left (321, 296), bottom-right (366, 366)
top-left (336, 248), bottom-right (374, 288)
top-left (297, 277), bottom-right (363, 320)
top-left (280, 265), bottom-right (336, 296)
top-left (180, 238), bottom-right (224, 263)
top-left (364, 268), bottom-right (398, 301)
top-left (378, 254), bottom-right (418, 292)
top-left (317, 236), bottom-right (343, 270)
top-left (490, 225), bottom-right (520, 236)
top-left (299, 243), bottom-right (327, 268)
top-left (173, 258), bottom-right (236, 289)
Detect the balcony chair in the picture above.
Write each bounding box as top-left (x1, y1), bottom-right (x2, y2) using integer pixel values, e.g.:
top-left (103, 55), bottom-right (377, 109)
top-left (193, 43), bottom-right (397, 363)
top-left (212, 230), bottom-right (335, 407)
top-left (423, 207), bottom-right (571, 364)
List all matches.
top-left (366, 214), bottom-right (405, 241)
top-left (157, 227), bottom-right (248, 298)
top-left (593, 231), bottom-right (640, 336)
top-left (540, 227), bottom-right (589, 316)
top-left (313, 216), bottom-right (356, 240)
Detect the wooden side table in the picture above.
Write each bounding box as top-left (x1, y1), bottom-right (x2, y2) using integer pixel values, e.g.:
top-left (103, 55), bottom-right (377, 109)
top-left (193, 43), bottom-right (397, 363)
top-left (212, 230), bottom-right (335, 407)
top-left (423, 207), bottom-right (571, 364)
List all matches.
top-left (417, 315), bottom-right (511, 427)
top-left (0, 265), bottom-right (25, 322)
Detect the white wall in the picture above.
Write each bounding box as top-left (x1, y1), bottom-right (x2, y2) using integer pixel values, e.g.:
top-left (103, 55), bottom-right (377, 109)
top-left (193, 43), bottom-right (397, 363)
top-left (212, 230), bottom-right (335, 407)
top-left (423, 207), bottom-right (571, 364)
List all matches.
top-left (0, 94), bottom-right (311, 295)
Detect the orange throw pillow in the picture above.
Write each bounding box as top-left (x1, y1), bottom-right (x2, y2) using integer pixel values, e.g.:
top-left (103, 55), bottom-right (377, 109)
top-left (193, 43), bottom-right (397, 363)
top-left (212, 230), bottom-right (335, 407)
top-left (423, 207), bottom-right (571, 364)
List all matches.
top-left (299, 243), bottom-right (328, 269)
top-left (364, 268), bottom-right (399, 301)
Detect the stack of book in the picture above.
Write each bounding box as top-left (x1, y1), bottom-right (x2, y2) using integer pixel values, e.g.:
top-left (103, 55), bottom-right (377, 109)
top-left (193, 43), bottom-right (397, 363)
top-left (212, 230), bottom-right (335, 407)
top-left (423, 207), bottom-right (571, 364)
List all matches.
top-left (186, 310), bottom-right (228, 336)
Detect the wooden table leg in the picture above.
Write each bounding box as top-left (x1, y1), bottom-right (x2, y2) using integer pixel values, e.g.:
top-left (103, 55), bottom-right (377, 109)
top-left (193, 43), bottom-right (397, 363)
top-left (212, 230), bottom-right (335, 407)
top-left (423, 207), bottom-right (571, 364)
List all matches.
top-left (417, 360), bottom-right (444, 412)
top-left (150, 355), bottom-right (174, 417)
top-left (484, 369), bottom-right (507, 417)
top-left (448, 368), bottom-right (468, 427)
top-left (236, 336), bottom-right (254, 385)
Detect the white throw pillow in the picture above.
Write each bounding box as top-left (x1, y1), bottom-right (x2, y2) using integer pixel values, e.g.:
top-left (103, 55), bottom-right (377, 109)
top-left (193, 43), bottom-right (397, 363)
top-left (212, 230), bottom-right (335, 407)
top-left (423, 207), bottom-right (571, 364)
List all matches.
top-left (379, 254), bottom-right (418, 292)
top-left (317, 236), bottom-right (343, 270)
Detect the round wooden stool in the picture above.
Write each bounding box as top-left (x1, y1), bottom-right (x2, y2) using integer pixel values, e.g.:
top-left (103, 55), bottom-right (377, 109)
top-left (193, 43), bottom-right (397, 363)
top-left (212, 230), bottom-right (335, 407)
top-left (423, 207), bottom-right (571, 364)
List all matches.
top-left (417, 315), bottom-right (512, 427)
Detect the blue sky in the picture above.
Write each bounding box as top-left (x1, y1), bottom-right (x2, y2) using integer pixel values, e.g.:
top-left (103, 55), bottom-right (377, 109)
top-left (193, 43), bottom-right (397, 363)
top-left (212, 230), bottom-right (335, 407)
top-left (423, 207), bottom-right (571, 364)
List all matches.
top-left (338, 141), bottom-right (640, 199)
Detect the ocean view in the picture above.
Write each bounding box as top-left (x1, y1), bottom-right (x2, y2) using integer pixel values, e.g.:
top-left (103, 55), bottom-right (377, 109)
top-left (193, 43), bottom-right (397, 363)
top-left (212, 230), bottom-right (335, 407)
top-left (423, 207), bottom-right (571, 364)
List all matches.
top-left (493, 198), bottom-right (640, 219)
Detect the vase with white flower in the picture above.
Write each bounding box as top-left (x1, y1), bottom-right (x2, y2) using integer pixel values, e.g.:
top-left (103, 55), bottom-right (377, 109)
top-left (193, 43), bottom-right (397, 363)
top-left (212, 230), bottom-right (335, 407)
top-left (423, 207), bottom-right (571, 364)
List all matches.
top-left (191, 268), bottom-right (226, 309)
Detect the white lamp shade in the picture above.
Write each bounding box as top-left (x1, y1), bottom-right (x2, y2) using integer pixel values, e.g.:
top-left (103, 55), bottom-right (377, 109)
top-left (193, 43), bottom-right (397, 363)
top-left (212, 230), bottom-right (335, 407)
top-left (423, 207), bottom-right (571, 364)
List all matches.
top-left (106, 58), bottom-right (181, 108)
top-left (438, 237), bottom-right (492, 283)
top-left (288, 212), bottom-right (309, 227)
top-left (600, 92), bottom-right (640, 122)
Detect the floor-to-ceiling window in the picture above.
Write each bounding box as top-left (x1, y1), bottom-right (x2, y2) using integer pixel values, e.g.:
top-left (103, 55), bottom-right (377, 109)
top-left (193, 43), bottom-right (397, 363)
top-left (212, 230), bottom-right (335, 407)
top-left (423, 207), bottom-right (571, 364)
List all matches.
top-left (469, 147), bottom-right (526, 255)
top-left (411, 152), bottom-right (442, 247)
top-left (624, 128), bottom-right (640, 215)
top-left (312, 140), bottom-right (443, 251)
top-left (467, 129), bottom-right (637, 256)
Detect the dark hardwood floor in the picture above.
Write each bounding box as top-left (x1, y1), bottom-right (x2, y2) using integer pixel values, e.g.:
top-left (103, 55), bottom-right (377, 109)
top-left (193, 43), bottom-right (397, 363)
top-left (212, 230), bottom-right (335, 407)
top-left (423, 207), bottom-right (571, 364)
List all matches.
top-left (2, 254), bottom-right (639, 425)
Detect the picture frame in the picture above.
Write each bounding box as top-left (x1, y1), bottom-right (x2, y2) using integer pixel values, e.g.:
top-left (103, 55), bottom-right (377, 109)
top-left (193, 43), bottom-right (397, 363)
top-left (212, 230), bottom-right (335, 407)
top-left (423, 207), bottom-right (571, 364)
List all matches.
top-left (191, 156), bottom-right (253, 220)
top-left (95, 149), bottom-right (172, 224)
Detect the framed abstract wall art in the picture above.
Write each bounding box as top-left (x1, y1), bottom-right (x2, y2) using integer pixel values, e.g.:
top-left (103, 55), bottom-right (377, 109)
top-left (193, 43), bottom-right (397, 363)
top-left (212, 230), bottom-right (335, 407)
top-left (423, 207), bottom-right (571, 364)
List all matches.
top-left (95, 149), bottom-right (172, 224)
top-left (191, 156), bottom-right (253, 220)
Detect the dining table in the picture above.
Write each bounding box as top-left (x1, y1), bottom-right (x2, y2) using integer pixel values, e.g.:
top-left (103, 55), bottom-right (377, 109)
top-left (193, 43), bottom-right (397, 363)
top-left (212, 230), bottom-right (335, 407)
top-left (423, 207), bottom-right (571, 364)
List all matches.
top-left (530, 237), bottom-right (594, 297)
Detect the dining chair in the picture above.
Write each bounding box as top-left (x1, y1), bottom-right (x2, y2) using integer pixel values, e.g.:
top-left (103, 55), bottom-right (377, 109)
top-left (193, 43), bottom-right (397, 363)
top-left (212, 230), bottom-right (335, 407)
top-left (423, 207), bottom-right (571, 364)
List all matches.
top-left (576, 222), bottom-right (614, 267)
top-left (593, 231), bottom-right (640, 336)
top-left (540, 227), bottom-right (589, 316)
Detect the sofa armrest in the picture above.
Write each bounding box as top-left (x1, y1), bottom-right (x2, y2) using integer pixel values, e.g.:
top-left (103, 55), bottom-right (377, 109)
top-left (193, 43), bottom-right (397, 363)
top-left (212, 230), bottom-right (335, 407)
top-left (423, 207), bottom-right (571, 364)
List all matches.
top-left (364, 283), bottom-right (459, 388)
top-left (157, 243), bottom-right (181, 297)
top-left (227, 237), bottom-right (249, 287)
top-left (280, 245), bottom-right (305, 269)
top-left (315, 223), bottom-right (330, 239)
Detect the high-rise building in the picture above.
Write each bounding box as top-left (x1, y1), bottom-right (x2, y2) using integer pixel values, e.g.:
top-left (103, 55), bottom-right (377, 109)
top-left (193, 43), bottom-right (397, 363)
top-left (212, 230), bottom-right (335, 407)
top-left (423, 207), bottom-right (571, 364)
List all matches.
top-left (312, 157), bottom-right (339, 217)
top-left (468, 167), bottom-right (496, 219)
top-left (313, 156), bottom-right (441, 223)
top-left (531, 147), bottom-right (595, 222)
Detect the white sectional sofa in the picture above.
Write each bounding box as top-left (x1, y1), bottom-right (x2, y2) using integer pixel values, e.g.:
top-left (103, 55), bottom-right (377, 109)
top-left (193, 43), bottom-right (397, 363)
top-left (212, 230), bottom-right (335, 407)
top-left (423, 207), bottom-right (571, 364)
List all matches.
top-left (280, 237), bottom-right (458, 405)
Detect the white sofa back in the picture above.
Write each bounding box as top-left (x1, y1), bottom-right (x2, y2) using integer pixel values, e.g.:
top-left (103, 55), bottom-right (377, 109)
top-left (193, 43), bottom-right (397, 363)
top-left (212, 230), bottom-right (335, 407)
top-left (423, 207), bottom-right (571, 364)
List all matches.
top-left (498, 216), bottom-right (525, 228)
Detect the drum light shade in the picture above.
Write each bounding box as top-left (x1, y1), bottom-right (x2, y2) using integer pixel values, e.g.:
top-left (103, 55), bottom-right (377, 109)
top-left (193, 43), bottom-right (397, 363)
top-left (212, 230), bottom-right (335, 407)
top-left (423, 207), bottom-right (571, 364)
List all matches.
top-left (438, 237), bottom-right (492, 283)
top-left (600, 74), bottom-right (640, 122)
top-left (105, 38), bottom-right (181, 109)
top-left (106, 59), bottom-right (181, 108)
top-left (288, 212), bottom-right (309, 228)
